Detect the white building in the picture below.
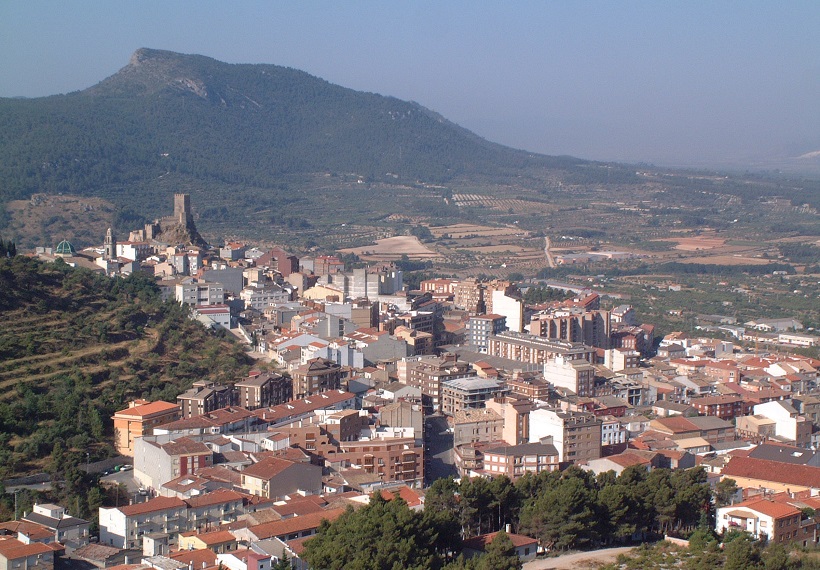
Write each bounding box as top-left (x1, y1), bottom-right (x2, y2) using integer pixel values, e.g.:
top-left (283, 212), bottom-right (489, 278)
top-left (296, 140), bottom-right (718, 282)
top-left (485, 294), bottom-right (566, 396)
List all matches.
top-left (99, 497), bottom-right (187, 549)
top-left (491, 290), bottom-right (524, 333)
top-left (175, 279), bottom-right (225, 306)
top-left (715, 499), bottom-right (801, 543)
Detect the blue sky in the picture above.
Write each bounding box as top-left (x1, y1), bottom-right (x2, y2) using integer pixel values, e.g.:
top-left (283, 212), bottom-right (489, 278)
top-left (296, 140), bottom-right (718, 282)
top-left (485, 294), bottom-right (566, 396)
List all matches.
top-left (2, 1), bottom-right (819, 168)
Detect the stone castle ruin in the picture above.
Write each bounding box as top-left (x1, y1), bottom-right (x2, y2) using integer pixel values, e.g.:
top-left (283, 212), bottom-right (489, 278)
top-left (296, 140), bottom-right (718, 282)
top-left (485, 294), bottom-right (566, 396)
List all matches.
top-left (129, 193), bottom-right (206, 246)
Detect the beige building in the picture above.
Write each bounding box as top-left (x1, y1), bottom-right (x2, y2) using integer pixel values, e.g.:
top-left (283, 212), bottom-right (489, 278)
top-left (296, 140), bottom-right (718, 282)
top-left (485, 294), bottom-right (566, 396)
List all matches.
top-left (529, 408), bottom-right (602, 464)
top-left (453, 408), bottom-right (504, 447)
top-left (112, 400), bottom-right (181, 456)
top-left (485, 397), bottom-right (532, 446)
top-left (240, 457), bottom-right (323, 499)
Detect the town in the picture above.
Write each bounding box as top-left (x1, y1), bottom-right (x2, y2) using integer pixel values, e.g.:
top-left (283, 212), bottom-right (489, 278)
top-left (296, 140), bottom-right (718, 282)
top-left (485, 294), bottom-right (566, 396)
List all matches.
top-left (4, 192), bottom-right (820, 569)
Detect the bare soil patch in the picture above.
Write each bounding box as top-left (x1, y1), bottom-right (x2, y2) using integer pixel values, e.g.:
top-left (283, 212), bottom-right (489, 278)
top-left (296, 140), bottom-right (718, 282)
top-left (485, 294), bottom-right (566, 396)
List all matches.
top-left (655, 236), bottom-right (726, 251)
top-left (677, 254), bottom-right (772, 265)
top-left (429, 223), bottom-right (523, 239)
top-left (339, 235), bottom-right (440, 260)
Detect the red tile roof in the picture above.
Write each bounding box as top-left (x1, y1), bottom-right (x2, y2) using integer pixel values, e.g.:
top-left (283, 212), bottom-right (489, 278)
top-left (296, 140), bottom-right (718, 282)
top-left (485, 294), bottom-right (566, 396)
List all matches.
top-left (184, 488), bottom-right (245, 509)
top-left (462, 531), bottom-right (537, 551)
top-left (241, 457), bottom-right (296, 480)
top-left (170, 548), bottom-right (218, 568)
top-left (118, 496), bottom-right (186, 516)
top-left (723, 456), bottom-right (820, 489)
top-left (730, 499), bottom-right (801, 519)
top-left (0, 536), bottom-right (54, 559)
top-left (114, 401), bottom-right (180, 418)
top-left (248, 508), bottom-right (346, 540)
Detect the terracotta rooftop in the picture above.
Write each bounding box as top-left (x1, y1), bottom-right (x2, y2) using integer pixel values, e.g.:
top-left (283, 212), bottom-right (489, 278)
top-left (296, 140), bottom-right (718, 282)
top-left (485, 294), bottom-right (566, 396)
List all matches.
top-left (0, 520), bottom-right (53, 541)
top-left (377, 486), bottom-right (423, 508)
top-left (118, 496), bottom-right (186, 516)
top-left (252, 390), bottom-right (355, 424)
top-left (184, 489), bottom-right (245, 509)
top-left (114, 401), bottom-right (180, 418)
top-left (0, 536), bottom-right (54, 559)
top-left (241, 457), bottom-right (296, 480)
top-left (170, 548), bottom-right (218, 568)
top-left (462, 531), bottom-right (537, 551)
top-left (729, 498), bottom-right (801, 519)
top-left (723, 456), bottom-right (820, 489)
top-left (160, 437), bottom-right (212, 456)
top-left (193, 530), bottom-right (236, 546)
top-left (248, 508), bottom-right (346, 540)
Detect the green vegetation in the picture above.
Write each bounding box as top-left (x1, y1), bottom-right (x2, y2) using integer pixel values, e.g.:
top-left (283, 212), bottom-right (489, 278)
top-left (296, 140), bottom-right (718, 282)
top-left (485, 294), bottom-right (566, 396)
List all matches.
top-left (523, 285), bottom-right (574, 304)
top-left (603, 531), bottom-right (820, 569)
top-left (305, 465), bottom-right (722, 569)
top-left (0, 257), bottom-right (252, 505)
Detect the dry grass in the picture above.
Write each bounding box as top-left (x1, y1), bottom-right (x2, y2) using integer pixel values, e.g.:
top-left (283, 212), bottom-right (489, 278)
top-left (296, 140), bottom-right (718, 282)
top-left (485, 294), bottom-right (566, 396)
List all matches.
top-left (339, 235), bottom-right (441, 260)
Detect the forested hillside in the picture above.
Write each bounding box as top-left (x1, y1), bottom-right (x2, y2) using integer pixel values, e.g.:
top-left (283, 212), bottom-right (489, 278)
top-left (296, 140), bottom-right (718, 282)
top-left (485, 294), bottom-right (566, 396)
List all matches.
top-left (0, 256), bottom-right (252, 482)
top-left (0, 48), bottom-right (574, 213)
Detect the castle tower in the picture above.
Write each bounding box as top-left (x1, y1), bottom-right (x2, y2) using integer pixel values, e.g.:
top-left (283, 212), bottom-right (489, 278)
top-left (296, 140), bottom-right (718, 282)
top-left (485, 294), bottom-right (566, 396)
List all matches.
top-left (104, 227), bottom-right (117, 260)
top-left (174, 193), bottom-right (192, 226)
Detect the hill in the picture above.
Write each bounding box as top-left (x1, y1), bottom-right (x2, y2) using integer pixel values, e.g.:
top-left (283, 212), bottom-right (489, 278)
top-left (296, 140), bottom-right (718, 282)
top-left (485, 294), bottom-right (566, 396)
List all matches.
top-left (0, 48), bottom-right (577, 213)
top-left (0, 255), bottom-right (253, 480)
top-left (1, 49), bottom-right (818, 256)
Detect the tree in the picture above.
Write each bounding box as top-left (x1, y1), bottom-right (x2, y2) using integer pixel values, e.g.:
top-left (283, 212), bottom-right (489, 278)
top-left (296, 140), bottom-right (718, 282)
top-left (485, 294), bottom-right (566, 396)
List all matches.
top-left (473, 531), bottom-right (522, 570)
top-left (714, 478), bottom-right (739, 507)
top-left (723, 533), bottom-right (760, 570)
top-left (271, 552), bottom-right (291, 570)
top-left (301, 494), bottom-right (441, 570)
top-left (518, 469), bottom-right (598, 550)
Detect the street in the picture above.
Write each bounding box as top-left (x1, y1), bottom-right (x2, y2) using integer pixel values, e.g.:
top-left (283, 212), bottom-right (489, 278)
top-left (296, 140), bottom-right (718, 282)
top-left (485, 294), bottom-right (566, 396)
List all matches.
top-left (424, 414), bottom-right (458, 484)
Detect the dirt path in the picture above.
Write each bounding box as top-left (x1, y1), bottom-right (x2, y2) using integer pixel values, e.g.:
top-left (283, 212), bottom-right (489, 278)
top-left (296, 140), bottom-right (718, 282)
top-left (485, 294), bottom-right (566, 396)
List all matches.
top-left (523, 546), bottom-right (634, 569)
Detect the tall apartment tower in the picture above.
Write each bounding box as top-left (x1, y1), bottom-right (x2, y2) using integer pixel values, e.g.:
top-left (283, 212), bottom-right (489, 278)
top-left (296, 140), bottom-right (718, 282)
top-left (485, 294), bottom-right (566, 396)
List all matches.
top-left (174, 193), bottom-right (193, 225)
top-left (104, 227), bottom-right (116, 260)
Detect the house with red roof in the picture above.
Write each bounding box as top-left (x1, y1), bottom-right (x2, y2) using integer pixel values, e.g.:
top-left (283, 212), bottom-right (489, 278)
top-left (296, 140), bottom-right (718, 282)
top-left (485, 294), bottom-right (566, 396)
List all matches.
top-left (0, 536), bottom-right (56, 570)
top-left (462, 531), bottom-right (538, 562)
top-left (716, 498), bottom-right (802, 544)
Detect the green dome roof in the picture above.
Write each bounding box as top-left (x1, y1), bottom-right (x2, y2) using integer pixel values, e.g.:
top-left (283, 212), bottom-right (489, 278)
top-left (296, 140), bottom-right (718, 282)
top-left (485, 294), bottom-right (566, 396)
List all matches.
top-left (55, 239), bottom-right (76, 256)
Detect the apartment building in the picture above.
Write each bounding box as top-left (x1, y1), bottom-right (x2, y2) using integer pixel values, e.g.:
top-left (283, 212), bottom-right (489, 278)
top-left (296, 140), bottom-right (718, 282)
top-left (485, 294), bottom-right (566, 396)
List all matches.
top-left (290, 358), bottom-right (341, 399)
top-left (399, 355), bottom-right (477, 414)
top-left (453, 408), bottom-right (505, 447)
top-left (485, 397), bottom-right (533, 446)
top-left (112, 400), bottom-right (181, 456)
top-left (487, 332), bottom-right (595, 365)
top-left (0, 537), bottom-right (55, 570)
top-left (530, 307), bottom-right (610, 349)
top-left (481, 442), bottom-right (560, 479)
top-left (134, 436), bottom-right (214, 491)
top-left (716, 499), bottom-right (802, 544)
top-left (235, 372), bottom-right (292, 410)
top-left (240, 457), bottom-right (323, 499)
top-left (543, 355), bottom-right (595, 397)
top-left (467, 314), bottom-right (507, 353)
top-left (177, 381), bottom-right (236, 419)
top-left (339, 437), bottom-right (423, 486)
top-left (529, 408), bottom-right (602, 464)
top-left (100, 496), bottom-right (188, 549)
top-left (440, 377), bottom-right (507, 416)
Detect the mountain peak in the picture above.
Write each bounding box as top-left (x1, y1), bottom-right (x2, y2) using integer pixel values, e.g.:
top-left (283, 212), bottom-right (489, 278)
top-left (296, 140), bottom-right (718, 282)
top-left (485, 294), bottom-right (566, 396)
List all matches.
top-left (88, 48), bottom-right (217, 98)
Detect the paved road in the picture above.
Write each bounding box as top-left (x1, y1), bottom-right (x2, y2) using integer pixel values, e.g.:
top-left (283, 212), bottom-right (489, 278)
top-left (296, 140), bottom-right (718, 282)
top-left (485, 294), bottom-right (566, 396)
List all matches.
top-left (424, 414), bottom-right (458, 484)
top-left (523, 547), bottom-right (634, 569)
top-left (100, 469), bottom-right (150, 504)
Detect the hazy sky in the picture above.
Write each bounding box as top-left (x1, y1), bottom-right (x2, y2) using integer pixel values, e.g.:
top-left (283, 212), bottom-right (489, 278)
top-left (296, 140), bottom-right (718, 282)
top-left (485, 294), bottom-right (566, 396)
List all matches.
top-left (2, 1), bottom-right (819, 168)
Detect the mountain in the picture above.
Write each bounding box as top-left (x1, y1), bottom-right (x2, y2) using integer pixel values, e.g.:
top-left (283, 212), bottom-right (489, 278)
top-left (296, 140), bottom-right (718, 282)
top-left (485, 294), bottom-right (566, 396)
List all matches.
top-left (2, 49), bottom-right (818, 253)
top-left (0, 48), bottom-right (578, 210)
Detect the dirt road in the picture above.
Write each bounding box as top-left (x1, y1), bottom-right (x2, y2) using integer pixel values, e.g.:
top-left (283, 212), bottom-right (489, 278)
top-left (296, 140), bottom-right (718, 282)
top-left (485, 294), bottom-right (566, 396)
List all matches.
top-left (523, 546), bottom-right (634, 569)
